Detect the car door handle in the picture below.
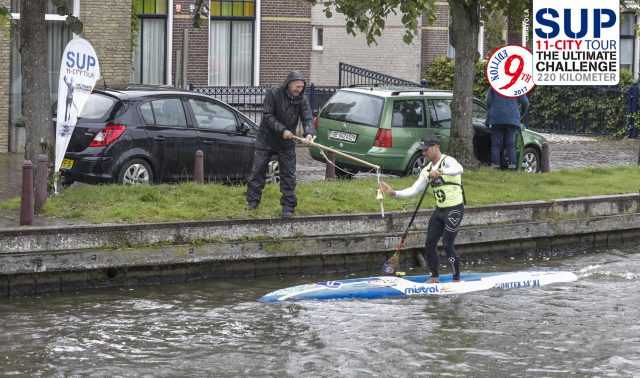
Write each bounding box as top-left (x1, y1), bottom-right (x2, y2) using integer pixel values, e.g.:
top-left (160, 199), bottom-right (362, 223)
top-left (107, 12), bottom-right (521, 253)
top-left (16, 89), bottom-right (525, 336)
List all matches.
top-left (154, 136), bottom-right (166, 143)
top-left (203, 140), bottom-right (215, 145)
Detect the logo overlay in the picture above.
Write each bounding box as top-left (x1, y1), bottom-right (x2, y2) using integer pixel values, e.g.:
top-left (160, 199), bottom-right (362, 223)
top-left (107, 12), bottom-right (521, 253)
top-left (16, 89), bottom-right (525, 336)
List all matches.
top-left (486, 44), bottom-right (535, 98)
top-left (533, 0), bottom-right (619, 85)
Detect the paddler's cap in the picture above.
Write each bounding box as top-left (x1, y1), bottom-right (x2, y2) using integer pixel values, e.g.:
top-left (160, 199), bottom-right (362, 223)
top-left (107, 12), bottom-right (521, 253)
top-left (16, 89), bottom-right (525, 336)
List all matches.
top-left (418, 136), bottom-right (441, 150)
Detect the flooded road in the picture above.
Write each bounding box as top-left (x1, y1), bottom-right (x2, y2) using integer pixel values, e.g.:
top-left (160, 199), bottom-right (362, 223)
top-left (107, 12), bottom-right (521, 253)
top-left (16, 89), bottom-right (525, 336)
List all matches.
top-left (1, 245), bottom-right (639, 376)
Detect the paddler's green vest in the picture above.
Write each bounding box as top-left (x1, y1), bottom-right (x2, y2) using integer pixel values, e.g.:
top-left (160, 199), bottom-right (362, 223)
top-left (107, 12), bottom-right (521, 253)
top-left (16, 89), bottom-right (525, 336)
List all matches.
top-left (421, 154), bottom-right (464, 208)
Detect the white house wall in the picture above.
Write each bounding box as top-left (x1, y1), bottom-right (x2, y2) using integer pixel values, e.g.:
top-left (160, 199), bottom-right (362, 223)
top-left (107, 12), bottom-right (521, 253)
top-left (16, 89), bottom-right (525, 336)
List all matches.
top-left (310, 6), bottom-right (422, 86)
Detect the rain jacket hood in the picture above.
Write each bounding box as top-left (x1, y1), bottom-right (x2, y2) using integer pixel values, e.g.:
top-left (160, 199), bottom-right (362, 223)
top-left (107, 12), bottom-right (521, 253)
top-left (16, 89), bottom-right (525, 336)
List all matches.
top-left (256, 71), bottom-right (314, 151)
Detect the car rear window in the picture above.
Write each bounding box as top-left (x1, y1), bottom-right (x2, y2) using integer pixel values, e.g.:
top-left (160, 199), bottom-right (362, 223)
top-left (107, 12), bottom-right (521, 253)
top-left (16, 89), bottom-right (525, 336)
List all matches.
top-left (319, 91), bottom-right (383, 127)
top-left (78, 93), bottom-right (118, 121)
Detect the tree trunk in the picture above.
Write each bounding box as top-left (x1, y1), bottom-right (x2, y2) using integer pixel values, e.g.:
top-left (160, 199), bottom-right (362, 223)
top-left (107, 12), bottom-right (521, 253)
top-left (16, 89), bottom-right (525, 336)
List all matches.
top-left (448, 0), bottom-right (480, 170)
top-left (20, 0), bottom-right (54, 179)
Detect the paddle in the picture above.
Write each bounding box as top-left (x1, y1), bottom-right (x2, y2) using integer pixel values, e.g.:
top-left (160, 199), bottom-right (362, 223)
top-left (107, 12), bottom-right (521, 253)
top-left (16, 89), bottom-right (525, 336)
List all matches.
top-left (291, 135), bottom-right (380, 170)
top-left (381, 181), bottom-right (431, 275)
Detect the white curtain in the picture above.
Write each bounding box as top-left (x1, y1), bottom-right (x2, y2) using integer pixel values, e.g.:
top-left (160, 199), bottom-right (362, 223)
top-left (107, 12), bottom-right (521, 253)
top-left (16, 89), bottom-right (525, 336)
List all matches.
top-left (231, 21), bottom-right (252, 85)
top-left (210, 20), bottom-right (253, 86)
top-left (10, 20), bottom-right (72, 121)
top-left (210, 21), bottom-right (231, 86)
top-left (131, 18), bottom-right (166, 84)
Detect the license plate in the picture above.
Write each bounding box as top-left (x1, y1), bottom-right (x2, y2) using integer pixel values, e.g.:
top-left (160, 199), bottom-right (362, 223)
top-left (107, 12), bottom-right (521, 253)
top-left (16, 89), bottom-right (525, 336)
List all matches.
top-left (61, 158), bottom-right (74, 170)
top-left (329, 130), bottom-right (357, 142)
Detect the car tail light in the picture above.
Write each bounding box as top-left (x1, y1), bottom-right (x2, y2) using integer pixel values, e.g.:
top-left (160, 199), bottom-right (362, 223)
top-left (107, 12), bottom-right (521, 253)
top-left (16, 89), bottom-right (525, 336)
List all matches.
top-left (314, 116), bottom-right (318, 133)
top-left (89, 125), bottom-right (126, 147)
top-left (374, 129), bottom-right (392, 148)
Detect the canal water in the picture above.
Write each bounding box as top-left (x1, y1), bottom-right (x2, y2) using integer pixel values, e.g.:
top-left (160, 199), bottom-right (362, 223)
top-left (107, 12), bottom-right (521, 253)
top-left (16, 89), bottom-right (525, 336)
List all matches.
top-left (1, 245), bottom-right (639, 377)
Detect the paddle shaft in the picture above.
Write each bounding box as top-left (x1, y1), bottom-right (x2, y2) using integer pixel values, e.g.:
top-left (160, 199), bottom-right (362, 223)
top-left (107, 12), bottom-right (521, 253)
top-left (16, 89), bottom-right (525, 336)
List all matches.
top-left (395, 182), bottom-right (431, 252)
top-left (291, 135), bottom-right (380, 170)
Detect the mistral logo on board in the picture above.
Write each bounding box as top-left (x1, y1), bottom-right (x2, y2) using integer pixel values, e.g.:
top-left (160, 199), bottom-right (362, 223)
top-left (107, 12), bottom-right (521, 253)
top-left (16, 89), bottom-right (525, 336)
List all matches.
top-left (533, 0), bottom-right (620, 85)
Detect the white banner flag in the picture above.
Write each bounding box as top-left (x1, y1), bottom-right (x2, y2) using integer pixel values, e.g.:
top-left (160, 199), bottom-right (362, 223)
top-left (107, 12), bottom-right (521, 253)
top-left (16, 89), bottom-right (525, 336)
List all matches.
top-left (55, 37), bottom-right (100, 173)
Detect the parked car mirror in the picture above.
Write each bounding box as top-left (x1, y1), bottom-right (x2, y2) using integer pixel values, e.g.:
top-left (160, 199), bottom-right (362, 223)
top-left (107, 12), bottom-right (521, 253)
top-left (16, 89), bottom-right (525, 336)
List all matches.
top-left (238, 122), bottom-right (251, 134)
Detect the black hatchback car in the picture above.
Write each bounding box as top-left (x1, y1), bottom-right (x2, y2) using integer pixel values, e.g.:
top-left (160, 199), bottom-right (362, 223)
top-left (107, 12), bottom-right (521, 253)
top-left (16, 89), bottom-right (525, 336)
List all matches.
top-left (58, 85), bottom-right (277, 185)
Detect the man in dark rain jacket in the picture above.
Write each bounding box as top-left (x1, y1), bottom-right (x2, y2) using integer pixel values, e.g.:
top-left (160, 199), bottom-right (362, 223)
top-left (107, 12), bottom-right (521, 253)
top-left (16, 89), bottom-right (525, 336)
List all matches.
top-left (246, 71), bottom-right (314, 218)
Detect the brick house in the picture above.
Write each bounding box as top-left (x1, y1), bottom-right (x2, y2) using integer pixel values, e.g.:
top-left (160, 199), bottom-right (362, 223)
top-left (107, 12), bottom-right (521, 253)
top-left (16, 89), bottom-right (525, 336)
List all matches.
top-left (1, 0), bottom-right (638, 152)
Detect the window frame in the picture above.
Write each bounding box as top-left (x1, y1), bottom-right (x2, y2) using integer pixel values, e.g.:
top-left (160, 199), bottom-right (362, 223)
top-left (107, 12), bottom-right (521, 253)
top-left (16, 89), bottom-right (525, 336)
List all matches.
top-left (312, 26), bottom-right (324, 51)
top-left (209, 1), bottom-right (256, 86)
top-left (620, 12), bottom-right (637, 73)
top-left (131, 0), bottom-right (168, 85)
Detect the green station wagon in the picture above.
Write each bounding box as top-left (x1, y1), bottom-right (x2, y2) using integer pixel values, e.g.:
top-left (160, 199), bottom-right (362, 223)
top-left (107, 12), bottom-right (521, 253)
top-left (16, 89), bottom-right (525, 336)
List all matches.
top-left (309, 86), bottom-right (547, 176)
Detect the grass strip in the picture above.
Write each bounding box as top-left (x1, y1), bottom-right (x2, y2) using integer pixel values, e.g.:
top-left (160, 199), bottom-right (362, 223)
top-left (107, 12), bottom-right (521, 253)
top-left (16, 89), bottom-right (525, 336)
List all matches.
top-left (0, 166), bottom-right (638, 224)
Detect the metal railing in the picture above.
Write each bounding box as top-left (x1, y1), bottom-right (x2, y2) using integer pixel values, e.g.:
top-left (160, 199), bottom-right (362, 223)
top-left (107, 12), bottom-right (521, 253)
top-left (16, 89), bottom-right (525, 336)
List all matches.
top-left (189, 85), bottom-right (268, 124)
top-left (188, 83), bottom-right (342, 124)
top-left (189, 63), bottom-right (424, 125)
top-left (338, 62), bottom-right (423, 87)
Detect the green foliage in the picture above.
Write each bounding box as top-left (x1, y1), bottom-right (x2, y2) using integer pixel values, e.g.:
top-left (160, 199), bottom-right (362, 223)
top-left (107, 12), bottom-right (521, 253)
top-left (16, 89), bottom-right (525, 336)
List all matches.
top-left (2, 166), bottom-right (636, 223)
top-left (425, 56), bottom-right (489, 99)
top-left (302, 0), bottom-right (437, 45)
top-left (425, 56), bottom-right (455, 90)
top-left (52, 0), bottom-right (82, 34)
top-left (528, 68), bottom-right (635, 138)
top-left (474, 60), bottom-right (490, 99)
top-left (192, 0), bottom-right (207, 28)
top-left (483, 10), bottom-right (506, 56)
top-left (427, 55), bottom-right (636, 137)
top-left (1, 6), bottom-right (16, 36)
top-left (481, 0), bottom-right (532, 30)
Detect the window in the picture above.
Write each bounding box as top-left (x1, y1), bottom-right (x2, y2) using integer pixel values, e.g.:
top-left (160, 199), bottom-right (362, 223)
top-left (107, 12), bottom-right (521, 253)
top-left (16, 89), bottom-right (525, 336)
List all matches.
top-left (428, 99), bottom-right (452, 129)
top-left (209, 0), bottom-right (255, 85)
top-left (391, 100), bottom-right (425, 127)
top-left (140, 98), bottom-right (188, 127)
top-left (9, 0), bottom-right (74, 126)
top-left (319, 91), bottom-right (384, 127)
top-left (620, 12), bottom-right (636, 73)
top-left (189, 99), bottom-right (238, 132)
top-left (78, 94), bottom-right (118, 121)
top-left (472, 101), bottom-right (487, 124)
top-left (312, 26), bottom-right (324, 50)
top-left (131, 0), bottom-right (168, 84)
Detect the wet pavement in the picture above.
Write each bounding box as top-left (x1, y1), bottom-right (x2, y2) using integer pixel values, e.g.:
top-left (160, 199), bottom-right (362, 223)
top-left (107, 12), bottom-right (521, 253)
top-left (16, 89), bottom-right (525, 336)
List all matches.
top-left (0, 134), bottom-right (638, 228)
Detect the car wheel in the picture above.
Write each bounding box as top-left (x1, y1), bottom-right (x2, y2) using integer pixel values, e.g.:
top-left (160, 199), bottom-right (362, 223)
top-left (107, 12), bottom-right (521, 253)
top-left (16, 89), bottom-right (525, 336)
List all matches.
top-left (59, 175), bottom-right (74, 188)
top-left (265, 159), bottom-right (280, 184)
top-left (405, 153), bottom-right (426, 176)
top-left (521, 147), bottom-right (541, 173)
top-left (118, 159), bottom-right (153, 184)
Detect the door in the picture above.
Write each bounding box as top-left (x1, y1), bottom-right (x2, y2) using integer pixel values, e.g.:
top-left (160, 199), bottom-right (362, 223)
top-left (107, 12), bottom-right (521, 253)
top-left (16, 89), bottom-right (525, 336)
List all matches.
top-left (187, 97), bottom-right (254, 181)
top-left (139, 97), bottom-right (197, 182)
top-left (426, 99), bottom-right (452, 153)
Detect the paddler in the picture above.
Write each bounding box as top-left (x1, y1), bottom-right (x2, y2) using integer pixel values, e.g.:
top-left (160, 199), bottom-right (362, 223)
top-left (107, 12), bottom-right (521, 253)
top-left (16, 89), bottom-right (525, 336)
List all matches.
top-left (379, 136), bottom-right (465, 283)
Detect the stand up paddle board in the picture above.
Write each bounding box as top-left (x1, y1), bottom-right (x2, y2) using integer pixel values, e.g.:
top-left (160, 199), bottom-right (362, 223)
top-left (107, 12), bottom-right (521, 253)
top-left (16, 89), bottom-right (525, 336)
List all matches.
top-left (260, 270), bottom-right (577, 302)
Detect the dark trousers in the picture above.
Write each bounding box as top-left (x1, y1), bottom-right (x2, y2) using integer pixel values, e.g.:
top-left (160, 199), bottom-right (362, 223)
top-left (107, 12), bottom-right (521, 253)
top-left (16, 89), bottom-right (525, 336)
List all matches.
top-left (424, 204), bottom-right (464, 280)
top-left (491, 124), bottom-right (517, 168)
top-left (246, 147), bottom-right (297, 211)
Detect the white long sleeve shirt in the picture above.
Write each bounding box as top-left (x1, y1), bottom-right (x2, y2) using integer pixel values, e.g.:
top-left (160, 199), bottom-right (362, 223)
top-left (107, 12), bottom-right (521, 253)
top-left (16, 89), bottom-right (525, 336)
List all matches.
top-left (394, 154), bottom-right (463, 198)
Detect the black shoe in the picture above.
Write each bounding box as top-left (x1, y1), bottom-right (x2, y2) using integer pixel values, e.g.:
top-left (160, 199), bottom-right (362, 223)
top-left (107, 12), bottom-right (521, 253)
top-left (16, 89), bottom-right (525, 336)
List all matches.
top-left (246, 202), bottom-right (259, 211)
top-left (282, 209), bottom-right (294, 218)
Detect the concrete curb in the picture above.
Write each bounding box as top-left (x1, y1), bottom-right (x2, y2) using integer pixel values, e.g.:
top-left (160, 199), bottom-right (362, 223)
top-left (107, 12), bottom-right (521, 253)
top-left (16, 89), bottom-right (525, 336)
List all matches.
top-left (0, 193), bottom-right (638, 296)
top-left (1, 193), bottom-right (638, 254)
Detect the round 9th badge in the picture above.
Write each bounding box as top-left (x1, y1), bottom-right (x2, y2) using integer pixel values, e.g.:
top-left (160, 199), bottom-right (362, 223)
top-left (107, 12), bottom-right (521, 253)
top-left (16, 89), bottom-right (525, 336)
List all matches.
top-left (486, 45), bottom-right (535, 98)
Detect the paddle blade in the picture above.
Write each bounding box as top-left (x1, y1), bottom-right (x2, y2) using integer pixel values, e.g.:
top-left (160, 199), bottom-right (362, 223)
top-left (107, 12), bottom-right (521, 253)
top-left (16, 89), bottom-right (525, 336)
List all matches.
top-left (381, 253), bottom-right (399, 274)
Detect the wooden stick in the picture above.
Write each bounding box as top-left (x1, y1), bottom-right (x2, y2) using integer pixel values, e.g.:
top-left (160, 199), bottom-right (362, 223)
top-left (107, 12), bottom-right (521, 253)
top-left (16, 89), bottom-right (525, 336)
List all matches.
top-left (292, 135), bottom-right (380, 170)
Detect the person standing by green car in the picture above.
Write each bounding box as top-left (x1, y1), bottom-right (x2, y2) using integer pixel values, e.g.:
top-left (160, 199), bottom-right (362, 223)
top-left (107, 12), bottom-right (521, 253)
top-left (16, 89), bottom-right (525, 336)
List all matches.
top-left (379, 136), bottom-right (465, 283)
top-left (246, 71), bottom-right (314, 218)
top-left (485, 87), bottom-right (529, 170)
